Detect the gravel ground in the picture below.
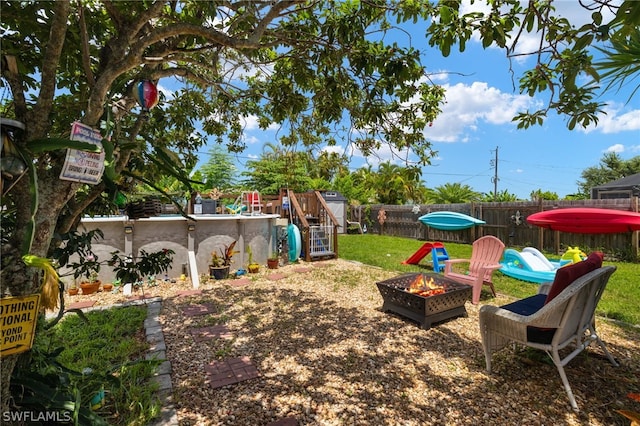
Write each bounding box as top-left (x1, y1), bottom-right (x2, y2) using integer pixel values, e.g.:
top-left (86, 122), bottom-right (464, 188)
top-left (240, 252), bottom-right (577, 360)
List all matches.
top-left (65, 259), bottom-right (640, 425)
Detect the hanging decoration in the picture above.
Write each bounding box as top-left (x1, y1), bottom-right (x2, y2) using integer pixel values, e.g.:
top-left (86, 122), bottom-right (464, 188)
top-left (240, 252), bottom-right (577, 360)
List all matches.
top-left (114, 191), bottom-right (128, 208)
top-left (1, 117), bottom-right (28, 196)
top-left (133, 80), bottom-right (159, 112)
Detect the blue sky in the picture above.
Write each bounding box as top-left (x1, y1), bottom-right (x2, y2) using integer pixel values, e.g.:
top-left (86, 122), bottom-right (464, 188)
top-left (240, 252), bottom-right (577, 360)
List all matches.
top-left (165, 1), bottom-right (640, 200)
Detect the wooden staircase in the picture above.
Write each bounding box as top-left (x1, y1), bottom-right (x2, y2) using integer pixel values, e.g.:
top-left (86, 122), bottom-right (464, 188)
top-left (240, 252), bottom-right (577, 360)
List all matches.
top-left (279, 190), bottom-right (340, 262)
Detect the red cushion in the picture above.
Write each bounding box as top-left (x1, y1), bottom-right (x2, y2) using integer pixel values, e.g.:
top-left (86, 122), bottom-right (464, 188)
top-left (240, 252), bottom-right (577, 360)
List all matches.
top-left (544, 252), bottom-right (603, 304)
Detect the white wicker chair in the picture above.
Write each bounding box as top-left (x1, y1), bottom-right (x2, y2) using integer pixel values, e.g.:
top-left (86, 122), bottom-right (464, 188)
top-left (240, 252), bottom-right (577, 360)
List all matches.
top-left (479, 266), bottom-right (618, 411)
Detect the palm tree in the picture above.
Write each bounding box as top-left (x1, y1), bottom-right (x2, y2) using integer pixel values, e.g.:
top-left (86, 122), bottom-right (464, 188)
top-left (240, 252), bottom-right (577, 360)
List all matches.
top-left (480, 190), bottom-right (520, 202)
top-left (374, 162), bottom-right (426, 205)
top-left (595, 26), bottom-right (640, 103)
top-left (426, 183), bottom-right (481, 204)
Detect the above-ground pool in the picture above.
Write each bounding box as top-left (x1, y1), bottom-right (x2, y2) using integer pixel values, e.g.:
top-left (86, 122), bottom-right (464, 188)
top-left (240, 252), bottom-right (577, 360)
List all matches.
top-left (73, 213), bottom-right (281, 287)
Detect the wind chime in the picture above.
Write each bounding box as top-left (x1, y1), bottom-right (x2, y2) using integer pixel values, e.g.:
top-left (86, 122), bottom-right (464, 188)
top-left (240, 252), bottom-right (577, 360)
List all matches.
top-left (0, 118), bottom-right (27, 196)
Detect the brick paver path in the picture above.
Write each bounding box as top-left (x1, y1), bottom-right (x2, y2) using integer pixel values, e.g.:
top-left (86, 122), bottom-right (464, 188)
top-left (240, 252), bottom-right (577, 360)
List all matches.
top-left (189, 325), bottom-right (233, 342)
top-left (181, 303), bottom-right (217, 317)
top-left (205, 356), bottom-right (260, 389)
top-left (228, 278), bottom-right (251, 287)
top-left (171, 268), bottom-right (319, 423)
top-left (267, 273), bottom-right (287, 281)
top-left (67, 300), bottom-right (96, 310)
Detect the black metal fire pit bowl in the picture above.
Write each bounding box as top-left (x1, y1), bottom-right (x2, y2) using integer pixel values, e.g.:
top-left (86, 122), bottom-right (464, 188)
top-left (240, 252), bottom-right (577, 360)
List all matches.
top-left (376, 273), bottom-right (472, 330)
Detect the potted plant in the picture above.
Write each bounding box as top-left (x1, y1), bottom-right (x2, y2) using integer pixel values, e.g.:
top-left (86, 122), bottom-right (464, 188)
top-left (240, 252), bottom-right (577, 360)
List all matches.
top-left (209, 241), bottom-right (236, 280)
top-left (267, 256), bottom-right (279, 269)
top-left (71, 254), bottom-right (102, 295)
top-left (108, 248), bottom-right (175, 288)
top-left (80, 270), bottom-right (101, 295)
top-left (246, 245), bottom-right (260, 273)
top-left (68, 281), bottom-right (79, 296)
top-left (52, 228), bottom-right (105, 297)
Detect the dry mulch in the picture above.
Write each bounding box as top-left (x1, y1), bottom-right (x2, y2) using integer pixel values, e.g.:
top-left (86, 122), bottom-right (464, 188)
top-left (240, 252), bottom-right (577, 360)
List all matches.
top-left (64, 259), bottom-right (640, 425)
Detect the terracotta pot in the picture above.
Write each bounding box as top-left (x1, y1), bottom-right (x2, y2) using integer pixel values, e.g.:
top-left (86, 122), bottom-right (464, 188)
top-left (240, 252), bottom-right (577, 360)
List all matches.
top-left (102, 283), bottom-right (113, 292)
top-left (68, 287), bottom-right (79, 296)
top-left (267, 258), bottom-right (279, 269)
top-left (80, 281), bottom-right (100, 295)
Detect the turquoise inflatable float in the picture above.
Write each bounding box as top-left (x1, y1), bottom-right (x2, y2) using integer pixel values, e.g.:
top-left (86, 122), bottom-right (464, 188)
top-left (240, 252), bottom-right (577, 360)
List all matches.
top-left (287, 224), bottom-right (301, 262)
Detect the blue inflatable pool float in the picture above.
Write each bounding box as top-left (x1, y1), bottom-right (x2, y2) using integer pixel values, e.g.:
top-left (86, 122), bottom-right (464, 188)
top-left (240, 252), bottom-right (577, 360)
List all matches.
top-left (499, 247), bottom-right (570, 284)
top-left (287, 224), bottom-right (301, 262)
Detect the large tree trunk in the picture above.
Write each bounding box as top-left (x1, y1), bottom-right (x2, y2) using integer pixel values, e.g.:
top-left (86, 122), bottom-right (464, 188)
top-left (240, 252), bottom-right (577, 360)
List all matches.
top-left (0, 242), bottom-right (32, 415)
top-left (1, 165), bottom-right (81, 412)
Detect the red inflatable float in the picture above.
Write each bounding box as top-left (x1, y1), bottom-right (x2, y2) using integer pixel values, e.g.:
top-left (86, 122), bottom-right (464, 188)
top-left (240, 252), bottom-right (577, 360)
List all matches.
top-left (526, 208), bottom-right (640, 234)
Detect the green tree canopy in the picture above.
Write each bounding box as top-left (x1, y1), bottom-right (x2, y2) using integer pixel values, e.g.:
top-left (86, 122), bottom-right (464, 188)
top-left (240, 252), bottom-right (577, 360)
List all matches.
top-left (198, 145), bottom-right (238, 191)
top-left (530, 189), bottom-right (560, 201)
top-left (480, 190), bottom-right (520, 202)
top-left (0, 1), bottom-right (449, 410)
top-left (373, 162), bottom-right (426, 205)
top-left (577, 152), bottom-right (640, 196)
top-left (338, 166), bottom-right (378, 205)
top-left (242, 144), bottom-right (314, 194)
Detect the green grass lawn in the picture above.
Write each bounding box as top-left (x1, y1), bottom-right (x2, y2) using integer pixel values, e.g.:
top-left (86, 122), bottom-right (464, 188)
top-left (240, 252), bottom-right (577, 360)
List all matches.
top-left (13, 306), bottom-right (160, 425)
top-left (338, 234), bottom-right (640, 325)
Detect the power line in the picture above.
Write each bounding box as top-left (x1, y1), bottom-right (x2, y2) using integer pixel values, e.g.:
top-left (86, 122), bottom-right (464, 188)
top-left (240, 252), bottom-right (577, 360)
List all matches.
top-left (421, 171), bottom-right (491, 177)
top-left (500, 158), bottom-right (584, 173)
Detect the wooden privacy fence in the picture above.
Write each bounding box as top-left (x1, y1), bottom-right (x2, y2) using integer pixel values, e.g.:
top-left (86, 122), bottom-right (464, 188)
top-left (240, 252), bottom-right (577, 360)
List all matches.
top-left (350, 198), bottom-right (640, 260)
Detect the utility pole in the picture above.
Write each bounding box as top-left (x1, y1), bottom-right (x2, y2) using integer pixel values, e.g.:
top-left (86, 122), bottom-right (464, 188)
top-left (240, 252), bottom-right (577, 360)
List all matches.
top-left (490, 146), bottom-right (499, 201)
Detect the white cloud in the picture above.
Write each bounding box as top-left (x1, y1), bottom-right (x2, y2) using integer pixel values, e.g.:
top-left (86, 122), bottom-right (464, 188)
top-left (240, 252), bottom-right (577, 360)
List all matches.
top-left (241, 115), bottom-right (280, 132)
top-left (242, 134), bottom-right (260, 145)
top-left (241, 115), bottom-right (260, 130)
top-left (425, 70), bottom-right (451, 84)
top-left (582, 104), bottom-right (640, 134)
top-left (346, 140), bottom-right (410, 168)
top-left (427, 82), bottom-right (540, 142)
top-left (604, 144), bottom-right (625, 153)
top-left (320, 145), bottom-right (345, 155)
top-left (156, 82), bottom-right (174, 101)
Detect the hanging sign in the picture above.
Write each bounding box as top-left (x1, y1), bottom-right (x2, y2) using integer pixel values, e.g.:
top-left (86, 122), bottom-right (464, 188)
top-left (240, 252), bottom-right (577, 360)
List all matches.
top-left (59, 122), bottom-right (105, 184)
top-left (0, 294), bottom-right (40, 357)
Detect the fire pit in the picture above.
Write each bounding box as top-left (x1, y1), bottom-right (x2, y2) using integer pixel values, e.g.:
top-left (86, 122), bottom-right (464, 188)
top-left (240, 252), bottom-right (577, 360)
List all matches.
top-left (376, 273), bottom-right (472, 329)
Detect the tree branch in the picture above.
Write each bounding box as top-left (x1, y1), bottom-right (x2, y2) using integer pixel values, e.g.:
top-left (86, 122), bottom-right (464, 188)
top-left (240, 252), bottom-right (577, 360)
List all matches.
top-left (27, 0), bottom-right (71, 140)
top-left (1, 56), bottom-right (27, 119)
top-left (125, 0), bottom-right (167, 45)
top-left (77, 0), bottom-right (95, 87)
